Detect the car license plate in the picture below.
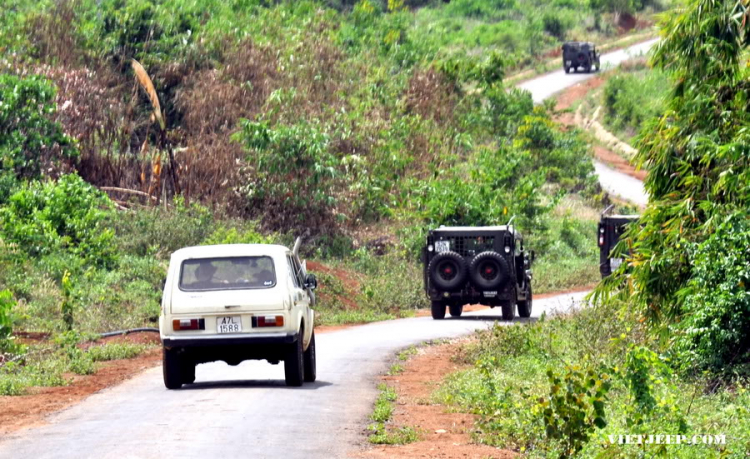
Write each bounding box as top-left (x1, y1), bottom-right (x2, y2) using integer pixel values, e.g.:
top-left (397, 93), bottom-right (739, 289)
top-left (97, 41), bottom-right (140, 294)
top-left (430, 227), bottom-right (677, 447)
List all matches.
top-left (435, 240), bottom-right (450, 253)
top-left (217, 316), bottom-right (242, 333)
top-left (483, 291), bottom-right (497, 297)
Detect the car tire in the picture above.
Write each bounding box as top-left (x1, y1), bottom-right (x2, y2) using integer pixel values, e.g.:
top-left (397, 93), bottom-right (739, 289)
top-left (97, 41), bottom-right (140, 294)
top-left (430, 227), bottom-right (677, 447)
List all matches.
top-left (303, 331), bottom-right (317, 383)
top-left (431, 300), bottom-right (446, 320)
top-left (284, 332), bottom-right (305, 387)
top-left (163, 348), bottom-right (183, 390)
top-left (181, 360), bottom-right (196, 384)
top-left (449, 303), bottom-right (463, 318)
top-left (428, 251), bottom-right (468, 292)
top-left (500, 300), bottom-right (515, 321)
top-left (564, 66), bottom-right (570, 74)
top-left (468, 251), bottom-right (509, 290)
top-left (584, 65), bottom-right (592, 73)
top-left (517, 283), bottom-right (532, 318)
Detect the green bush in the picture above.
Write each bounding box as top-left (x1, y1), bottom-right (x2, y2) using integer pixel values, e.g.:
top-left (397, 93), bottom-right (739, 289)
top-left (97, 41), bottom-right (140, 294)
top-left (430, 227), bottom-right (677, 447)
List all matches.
top-left (0, 174), bottom-right (116, 267)
top-left (0, 74), bottom-right (77, 181)
top-left (235, 119), bottom-right (341, 230)
top-left (674, 214), bottom-right (750, 371)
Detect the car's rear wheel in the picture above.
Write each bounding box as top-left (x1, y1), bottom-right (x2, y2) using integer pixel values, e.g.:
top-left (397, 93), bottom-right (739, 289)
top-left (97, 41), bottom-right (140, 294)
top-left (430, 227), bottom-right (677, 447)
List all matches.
top-left (163, 348), bottom-right (183, 390)
top-left (284, 332), bottom-right (304, 387)
top-left (449, 303), bottom-right (463, 318)
top-left (564, 66), bottom-right (571, 73)
top-left (431, 300), bottom-right (446, 320)
top-left (517, 283), bottom-right (532, 318)
top-left (303, 331), bottom-right (317, 383)
top-left (181, 360), bottom-right (196, 384)
top-left (500, 300), bottom-right (515, 321)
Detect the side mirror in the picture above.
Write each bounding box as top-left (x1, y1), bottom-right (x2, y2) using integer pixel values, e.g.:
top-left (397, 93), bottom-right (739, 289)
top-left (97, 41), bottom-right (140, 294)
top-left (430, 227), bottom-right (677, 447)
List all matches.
top-left (304, 273), bottom-right (317, 290)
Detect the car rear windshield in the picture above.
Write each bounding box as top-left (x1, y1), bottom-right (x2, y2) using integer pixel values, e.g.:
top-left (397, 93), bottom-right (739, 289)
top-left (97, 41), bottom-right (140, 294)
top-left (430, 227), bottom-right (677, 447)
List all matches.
top-left (179, 256), bottom-right (276, 291)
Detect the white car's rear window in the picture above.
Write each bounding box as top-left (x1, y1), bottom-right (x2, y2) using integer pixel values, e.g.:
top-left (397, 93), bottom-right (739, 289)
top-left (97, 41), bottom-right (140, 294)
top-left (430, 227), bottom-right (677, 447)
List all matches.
top-left (179, 256), bottom-right (277, 291)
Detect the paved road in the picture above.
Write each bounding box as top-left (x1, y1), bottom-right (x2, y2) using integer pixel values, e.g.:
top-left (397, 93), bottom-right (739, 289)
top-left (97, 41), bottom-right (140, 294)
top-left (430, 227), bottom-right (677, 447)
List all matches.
top-left (517, 39), bottom-right (658, 103)
top-left (594, 160), bottom-right (648, 206)
top-left (516, 39), bottom-right (657, 206)
top-left (0, 292), bottom-right (588, 459)
top-left (0, 39), bottom-right (655, 459)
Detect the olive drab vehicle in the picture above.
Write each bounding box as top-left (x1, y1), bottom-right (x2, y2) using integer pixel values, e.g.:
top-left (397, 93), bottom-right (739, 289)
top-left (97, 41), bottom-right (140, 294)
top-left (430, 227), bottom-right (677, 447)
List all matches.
top-left (562, 41), bottom-right (601, 73)
top-left (422, 224), bottom-right (534, 321)
top-left (598, 206), bottom-right (639, 278)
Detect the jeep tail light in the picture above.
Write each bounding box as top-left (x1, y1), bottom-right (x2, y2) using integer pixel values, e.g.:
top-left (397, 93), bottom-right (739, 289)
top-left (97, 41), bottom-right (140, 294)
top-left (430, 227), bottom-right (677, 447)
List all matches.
top-left (598, 225), bottom-right (605, 246)
top-left (173, 318), bottom-right (205, 331)
top-left (253, 316), bottom-right (285, 327)
top-left (504, 246), bottom-right (511, 253)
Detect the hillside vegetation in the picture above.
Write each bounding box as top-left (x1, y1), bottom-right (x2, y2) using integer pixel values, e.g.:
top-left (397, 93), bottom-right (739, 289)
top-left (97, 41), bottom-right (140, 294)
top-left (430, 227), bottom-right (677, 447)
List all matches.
top-left (0, 1), bottom-right (654, 393)
top-left (432, 1), bottom-right (750, 458)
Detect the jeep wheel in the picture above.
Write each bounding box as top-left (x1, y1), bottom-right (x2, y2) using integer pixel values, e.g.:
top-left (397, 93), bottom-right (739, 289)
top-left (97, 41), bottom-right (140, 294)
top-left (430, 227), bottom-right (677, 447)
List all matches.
top-left (284, 333), bottom-right (304, 387)
top-left (500, 301), bottom-right (515, 321)
top-left (303, 331), bottom-right (317, 383)
top-left (163, 348), bottom-right (183, 390)
top-left (431, 300), bottom-right (446, 320)
top-left (584, 65), bottom-right (592, 73)
top-left (449, 303), bottom-right (463, 318)
top-left (517, 284), bottom-right (532, 318)
top-left (428, 251), bottom-right (468, 291)
top-left (469, 251), bottom-right (509, 290)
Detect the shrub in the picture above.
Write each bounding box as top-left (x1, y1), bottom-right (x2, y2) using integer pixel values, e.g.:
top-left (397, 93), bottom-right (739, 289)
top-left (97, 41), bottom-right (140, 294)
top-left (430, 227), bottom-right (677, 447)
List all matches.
top-left (0, 174), bottom-right (117, 267)
top-left (234, 119), bottom-right (341, 231)
top-left (0, 74), bottom-right (77, 181)
top-left (674, 214), bottom-right (750, 371)
top-left (0, 289), bottom-right (18, 353)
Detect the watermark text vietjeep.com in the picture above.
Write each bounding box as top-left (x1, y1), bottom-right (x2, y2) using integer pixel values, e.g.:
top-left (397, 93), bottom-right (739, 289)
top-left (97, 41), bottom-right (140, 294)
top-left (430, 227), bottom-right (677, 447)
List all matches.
top-left (607, 434), bottom-right (726, 445)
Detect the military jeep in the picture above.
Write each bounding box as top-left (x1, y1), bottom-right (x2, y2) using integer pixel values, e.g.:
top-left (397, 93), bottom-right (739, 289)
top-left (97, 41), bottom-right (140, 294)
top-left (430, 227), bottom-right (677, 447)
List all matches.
top-left (598, 209), bottom-right (639, 277)
top-left (562, 41), bottom-right (601, 73)
top-left (422, 225), bottom-right (533, 321)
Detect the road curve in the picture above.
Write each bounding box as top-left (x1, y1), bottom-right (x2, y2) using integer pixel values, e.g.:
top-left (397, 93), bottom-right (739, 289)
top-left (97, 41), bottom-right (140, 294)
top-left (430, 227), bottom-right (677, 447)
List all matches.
top-left (0, 292), bottom-right (587, 459)
top-left (517, 39), bottom-right (658, 104)
top-left (516, 38), bottom-right (656, 206)
top-left (0, 38), bottom-right (656, 459)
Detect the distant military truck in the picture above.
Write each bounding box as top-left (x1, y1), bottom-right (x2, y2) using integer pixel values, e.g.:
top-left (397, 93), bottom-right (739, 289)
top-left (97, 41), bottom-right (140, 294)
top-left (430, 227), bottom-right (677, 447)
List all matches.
top-left (562, 41), bottom-right (601, 73)
top-left (598, 207), bottom-right (638, 277)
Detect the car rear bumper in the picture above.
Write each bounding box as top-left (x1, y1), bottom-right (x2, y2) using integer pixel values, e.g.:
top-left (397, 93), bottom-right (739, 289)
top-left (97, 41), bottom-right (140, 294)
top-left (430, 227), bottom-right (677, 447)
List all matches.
top-left (162, 332), bottom-right (297, 349)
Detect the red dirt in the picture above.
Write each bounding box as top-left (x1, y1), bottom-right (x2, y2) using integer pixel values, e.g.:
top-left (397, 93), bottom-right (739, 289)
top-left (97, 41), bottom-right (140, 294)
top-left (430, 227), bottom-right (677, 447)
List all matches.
top-left (355, 340), bottom-right (516, 459)
top-left (553, 77), bottom-right (646, 181)
top-left (307, 260), bottom-right (361, 311)
top-left (0, 332), bottom-right (162, 436)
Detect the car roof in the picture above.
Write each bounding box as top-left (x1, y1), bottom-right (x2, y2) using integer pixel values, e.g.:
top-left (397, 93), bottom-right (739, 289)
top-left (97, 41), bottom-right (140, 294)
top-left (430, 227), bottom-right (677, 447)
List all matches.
top-left (170, 244), bottom-right (291, 262)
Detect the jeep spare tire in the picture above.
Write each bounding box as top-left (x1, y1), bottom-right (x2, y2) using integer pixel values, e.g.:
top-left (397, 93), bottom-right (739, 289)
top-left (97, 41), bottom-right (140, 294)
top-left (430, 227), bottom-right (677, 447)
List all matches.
top-left (428, 251), bottom-right (468, 291)
top-left (469, 251), bottom-right (509, 290)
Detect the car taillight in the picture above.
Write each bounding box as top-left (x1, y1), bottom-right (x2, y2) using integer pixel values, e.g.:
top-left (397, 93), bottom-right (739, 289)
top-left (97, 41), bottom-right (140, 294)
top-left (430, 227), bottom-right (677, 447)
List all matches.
top-left (598, 225), bottom-right (605, 247)
top-left (252, 316), bottom-right (285, 328)
top-left (173, 318), bottom-right (205, 331)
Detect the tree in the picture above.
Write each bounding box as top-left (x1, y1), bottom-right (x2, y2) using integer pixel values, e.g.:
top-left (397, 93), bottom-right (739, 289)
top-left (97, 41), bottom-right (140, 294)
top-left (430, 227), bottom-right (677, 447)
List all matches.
top-left (599, 0), bottom-right (750, 369)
